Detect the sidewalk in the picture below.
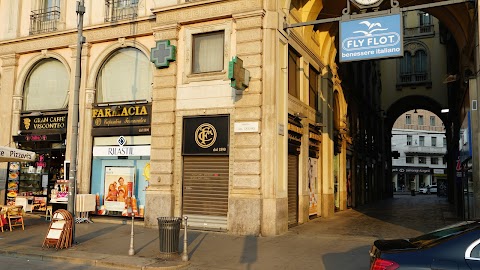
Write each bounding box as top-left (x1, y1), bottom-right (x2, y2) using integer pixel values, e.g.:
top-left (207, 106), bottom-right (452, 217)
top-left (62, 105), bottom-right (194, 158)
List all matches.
top-left (0, 195), bottom-right (460, 270)
top-left (0, 214), bottom-right (189, 269)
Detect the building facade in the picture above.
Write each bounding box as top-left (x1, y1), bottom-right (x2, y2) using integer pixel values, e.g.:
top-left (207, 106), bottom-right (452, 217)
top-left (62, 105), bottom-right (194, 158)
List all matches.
top-left (391, 109), bottom-right (447, 193)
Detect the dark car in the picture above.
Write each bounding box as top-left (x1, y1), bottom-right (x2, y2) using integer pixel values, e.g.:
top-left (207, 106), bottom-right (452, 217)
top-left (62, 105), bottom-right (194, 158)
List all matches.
top-left (369, 221), bottom-right (480, 270)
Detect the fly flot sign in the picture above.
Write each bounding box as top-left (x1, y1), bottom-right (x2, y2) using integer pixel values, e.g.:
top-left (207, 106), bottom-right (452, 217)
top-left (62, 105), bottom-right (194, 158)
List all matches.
top-left (340, 13), bottom-right (403, 62)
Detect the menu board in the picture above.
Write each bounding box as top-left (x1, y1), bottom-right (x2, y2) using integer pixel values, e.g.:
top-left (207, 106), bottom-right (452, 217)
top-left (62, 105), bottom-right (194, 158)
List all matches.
top-left (6, 162), bottom-right (20, 205)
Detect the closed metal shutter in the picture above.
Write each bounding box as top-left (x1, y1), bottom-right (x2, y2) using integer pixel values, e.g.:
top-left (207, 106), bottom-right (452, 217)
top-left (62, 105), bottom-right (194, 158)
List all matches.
top-left (183, 155), bottom-right (229, 230)
top-left (288, 154), bottom-right (299, 227)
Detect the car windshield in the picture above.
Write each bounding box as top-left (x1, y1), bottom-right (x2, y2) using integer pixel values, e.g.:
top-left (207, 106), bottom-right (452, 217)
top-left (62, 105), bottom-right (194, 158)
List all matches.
top-left (408, 221), bottom-right (480, 247)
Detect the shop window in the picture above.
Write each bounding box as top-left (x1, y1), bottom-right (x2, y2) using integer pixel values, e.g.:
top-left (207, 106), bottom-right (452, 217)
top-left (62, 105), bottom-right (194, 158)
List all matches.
top-left (96, 47), bottom-right (152, 103)
top-left (30, 0), bottom-right (61, 35)
top-left (309, 66), bottom-right (319, 110)
top-left (288, 47), bottom-right (301, 99)
top-left (192, 31), bottom-right (224, 74)
top-left (23, 59), bottom-right (69, 111)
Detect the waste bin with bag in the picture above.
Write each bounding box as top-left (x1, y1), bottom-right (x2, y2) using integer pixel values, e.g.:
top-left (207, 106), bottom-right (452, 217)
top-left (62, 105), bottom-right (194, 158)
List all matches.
top-left (157, 217), bottom-right (182, 255)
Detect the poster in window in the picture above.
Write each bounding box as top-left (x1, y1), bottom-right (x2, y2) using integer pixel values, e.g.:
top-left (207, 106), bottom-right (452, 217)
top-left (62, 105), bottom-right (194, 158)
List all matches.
top-left (103, 166), bottom-right (135, 214)
top-left (308, 157), bottom-right (318, 215)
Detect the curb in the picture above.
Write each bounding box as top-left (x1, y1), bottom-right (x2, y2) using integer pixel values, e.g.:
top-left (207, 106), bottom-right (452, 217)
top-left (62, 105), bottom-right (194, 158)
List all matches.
top-left (0, 244), bottom-right (190, 270)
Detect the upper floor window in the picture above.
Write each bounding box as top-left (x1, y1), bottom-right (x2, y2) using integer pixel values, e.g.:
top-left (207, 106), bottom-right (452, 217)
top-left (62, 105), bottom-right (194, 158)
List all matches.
top-left (96, 48), bottom-right (152, 103)
top-left (406, 114), bottom-right (412, 124)
top-left (430, 116), bottom-right (436, 126)
top-left (419, 136), bottom-right (425, 146)
top-left (419, 156), bottom-right (426, 164)
top-left (30, 0), bottom-right (61, 35)
top-left (419, 12), bottom-right (432, 27)
top-left (397, 42), bottom-right (431, 88)
top-left (407, 135), bottom-right (412, 145)
top-left (105, 0), bottom-right (139, 22)
top-left (288, 47), bottom-right (301, 99)
top-left (431, 137), bottom-right (437, 147)
top-left (406, 156), bottom-right (414, 164)
top-left (418, 115), bottom-right (424, 125)
top-left (23, 59), bottom-right (69, 111)
top-left (431, 157), bottom-right (439, 164)
top-left (443, 137), bottom-right (447, 147)
top-left (192, 31), bottom-right (224, 74)
top-left (309, 66), bottom-right (319, 110)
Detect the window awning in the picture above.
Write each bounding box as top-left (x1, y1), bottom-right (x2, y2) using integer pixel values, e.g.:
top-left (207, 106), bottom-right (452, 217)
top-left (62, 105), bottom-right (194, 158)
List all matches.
top-left (0, 146), bottom-right (36, 162)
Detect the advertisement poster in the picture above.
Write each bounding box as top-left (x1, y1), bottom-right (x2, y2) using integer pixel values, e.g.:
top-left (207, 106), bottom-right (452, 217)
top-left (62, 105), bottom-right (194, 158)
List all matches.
top-left (103, 166), bottom-right (135, 213)
top-left (308, 158), bottom-right (318, 215)
top-left (6, 162), bottom-right (20, 206)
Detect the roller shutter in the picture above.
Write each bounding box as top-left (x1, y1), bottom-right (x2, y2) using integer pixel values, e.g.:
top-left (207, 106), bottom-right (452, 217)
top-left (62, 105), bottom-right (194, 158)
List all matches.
top-left (288, 154), bottom-right (299, 227)
top-left (183, 155), bottom-right (229, 230)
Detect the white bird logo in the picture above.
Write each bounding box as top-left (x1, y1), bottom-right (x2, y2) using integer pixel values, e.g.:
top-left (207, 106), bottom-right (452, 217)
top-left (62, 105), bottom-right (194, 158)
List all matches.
top-left (353, 21), bottom-right (388, 36)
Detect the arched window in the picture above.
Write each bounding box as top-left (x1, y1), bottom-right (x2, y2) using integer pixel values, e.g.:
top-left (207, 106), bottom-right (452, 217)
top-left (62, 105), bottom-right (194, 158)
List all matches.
top-left (398, 42), bottom-right (431, 87)
top-left (23, 59), bottom-right (69, 111)
top-left (96, 48), bottom-right (152, 103)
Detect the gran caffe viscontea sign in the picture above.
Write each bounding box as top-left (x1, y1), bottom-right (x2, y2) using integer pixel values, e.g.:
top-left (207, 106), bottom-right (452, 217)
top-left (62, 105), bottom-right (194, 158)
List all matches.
top-left (340, 13), bottom-right (403, 62)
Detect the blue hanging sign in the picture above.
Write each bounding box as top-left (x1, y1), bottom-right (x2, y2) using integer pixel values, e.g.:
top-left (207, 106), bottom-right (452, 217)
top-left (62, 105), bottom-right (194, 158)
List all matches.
top-left (340, 13), bottom-right (403, 62)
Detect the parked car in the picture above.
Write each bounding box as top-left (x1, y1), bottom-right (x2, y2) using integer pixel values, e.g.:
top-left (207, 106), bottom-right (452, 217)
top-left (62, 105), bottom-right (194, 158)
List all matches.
top-left (369, 221), bottom-right (480, 270)
top-left (418, 185), bottom-right (437, 194)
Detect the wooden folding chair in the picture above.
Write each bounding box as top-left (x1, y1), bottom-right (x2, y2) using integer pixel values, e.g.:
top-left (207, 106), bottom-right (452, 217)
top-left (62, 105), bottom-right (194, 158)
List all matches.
top-left (7, 205), bottom-right (24, 231)
top-left (0, 207), bottom-right (7, 232)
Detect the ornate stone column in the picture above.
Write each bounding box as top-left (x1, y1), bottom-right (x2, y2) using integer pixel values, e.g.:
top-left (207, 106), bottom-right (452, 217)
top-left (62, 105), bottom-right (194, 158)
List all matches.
top-left (145, 23), bottom-right (179, 227)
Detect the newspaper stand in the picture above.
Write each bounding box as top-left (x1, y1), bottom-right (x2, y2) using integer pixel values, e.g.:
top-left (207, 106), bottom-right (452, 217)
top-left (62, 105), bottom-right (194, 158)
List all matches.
top-left (42, 209), bottom-right (73, 250)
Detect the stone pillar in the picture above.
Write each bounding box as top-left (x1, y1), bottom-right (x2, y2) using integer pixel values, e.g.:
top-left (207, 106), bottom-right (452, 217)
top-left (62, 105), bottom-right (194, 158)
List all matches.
top-left (0, 54), bottom-right (19, 145)
top-left (229, 11), bottom-right (264, 236)
top-left (145, 24), bottom-right (179, 227)
top-left (0, 54), bottom-right (19, 202)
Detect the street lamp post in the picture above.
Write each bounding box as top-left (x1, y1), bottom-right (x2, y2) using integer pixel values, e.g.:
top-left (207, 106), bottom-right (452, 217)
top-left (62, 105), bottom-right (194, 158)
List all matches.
top-left (68, 0), bottom-right (85, 245)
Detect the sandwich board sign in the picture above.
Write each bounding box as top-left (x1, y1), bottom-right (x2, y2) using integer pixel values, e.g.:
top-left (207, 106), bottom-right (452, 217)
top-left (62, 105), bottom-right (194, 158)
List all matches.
top-left (340, 13), bottom-right (403, 62)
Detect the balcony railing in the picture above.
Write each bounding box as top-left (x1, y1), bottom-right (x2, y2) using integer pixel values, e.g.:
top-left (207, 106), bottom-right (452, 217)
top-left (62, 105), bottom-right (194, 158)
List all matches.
top-left (105, 0), bottom-right (138, 22)
top-left (404, 25), bottom-right (435, 38)
top-left (29, 6), bottom-right (60, 35)
top-left (397, 72), bottom-right (432, 88)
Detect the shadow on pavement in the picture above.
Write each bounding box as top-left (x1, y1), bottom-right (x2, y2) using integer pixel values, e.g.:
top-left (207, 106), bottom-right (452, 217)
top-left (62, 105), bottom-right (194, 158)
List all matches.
top-left (323, 245), bottom-right (371, 270)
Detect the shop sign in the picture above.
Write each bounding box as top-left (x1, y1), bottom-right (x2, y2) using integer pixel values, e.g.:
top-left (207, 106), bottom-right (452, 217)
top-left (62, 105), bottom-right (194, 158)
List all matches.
top-left (20, 113), bottom-right (67, 131)
top-left (92, 104), bottom-right (151, 128)
top-left (183, 115), bottom-right (229, 155)
top-left (234, 122), bottom-right (259, 133)
top-left (340, 13), bottom-right (403, 62)
top-left (93, 145), bottom-right (150, 157)
top-left (392, 167), bottom-right (431, 174)
top-left (0, 146), bottom-right (36, 162)
top-left (13, 134), bottom-right (63, 142)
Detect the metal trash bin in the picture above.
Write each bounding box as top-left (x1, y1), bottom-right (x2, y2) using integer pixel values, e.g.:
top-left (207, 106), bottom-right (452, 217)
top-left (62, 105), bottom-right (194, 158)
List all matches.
top-left (157, 217), bottom-right (182, 254)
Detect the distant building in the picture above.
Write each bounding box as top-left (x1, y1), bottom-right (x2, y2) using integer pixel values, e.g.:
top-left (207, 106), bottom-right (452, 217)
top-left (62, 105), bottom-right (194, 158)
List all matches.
top-left (391, 109), bottom-right (446, 192)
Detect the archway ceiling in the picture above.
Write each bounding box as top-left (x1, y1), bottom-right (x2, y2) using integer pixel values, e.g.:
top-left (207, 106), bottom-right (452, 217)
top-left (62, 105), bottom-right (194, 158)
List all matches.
top-left (309, 0), bottom-right (474, 56)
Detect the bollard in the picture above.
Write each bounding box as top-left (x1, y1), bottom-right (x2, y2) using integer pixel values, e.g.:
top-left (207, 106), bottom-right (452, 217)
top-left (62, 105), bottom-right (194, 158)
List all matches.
top-left (182, 216), bottom-right (188, 262)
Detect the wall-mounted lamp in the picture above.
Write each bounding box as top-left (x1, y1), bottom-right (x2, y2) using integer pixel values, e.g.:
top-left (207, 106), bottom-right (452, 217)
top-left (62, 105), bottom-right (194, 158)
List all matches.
top-left (414, 109), bottom-right (418, 114)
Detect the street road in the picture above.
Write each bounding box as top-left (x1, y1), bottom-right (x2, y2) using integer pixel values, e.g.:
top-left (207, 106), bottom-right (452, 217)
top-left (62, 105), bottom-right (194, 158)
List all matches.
top-left (0, 254), bottom-right (114, 270)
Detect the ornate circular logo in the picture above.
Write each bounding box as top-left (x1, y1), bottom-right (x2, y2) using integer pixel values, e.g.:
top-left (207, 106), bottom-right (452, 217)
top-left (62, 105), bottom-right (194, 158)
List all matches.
top-left (195, 123), bottom-right (217, 149)
top-left (95, 118), bottom-right (102, 126)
